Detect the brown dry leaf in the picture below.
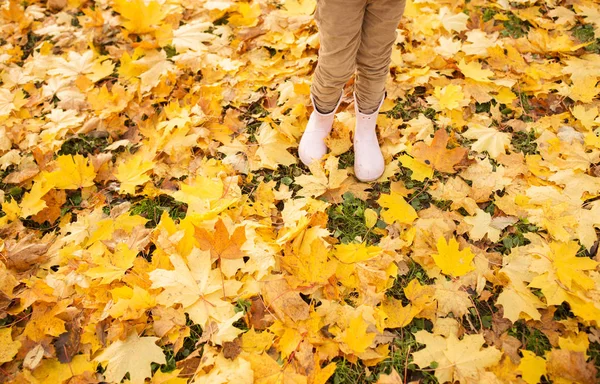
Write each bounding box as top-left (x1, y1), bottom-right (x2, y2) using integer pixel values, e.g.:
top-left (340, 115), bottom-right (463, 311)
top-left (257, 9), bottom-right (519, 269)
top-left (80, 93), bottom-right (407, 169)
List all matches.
top-left (262, 278), bottom-right (310, 322)
top-left (54, 318), bottom-right (82, 363)
top-left (546, 349), bottom-right (597, 384)
top-left (2, 232), bottom-right (52, 272)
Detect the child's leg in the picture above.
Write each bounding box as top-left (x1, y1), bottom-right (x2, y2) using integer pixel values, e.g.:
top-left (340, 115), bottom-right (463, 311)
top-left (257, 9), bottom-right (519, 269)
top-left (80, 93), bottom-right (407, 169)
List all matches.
top-left (354, 0), bottom-right (406, 114)
top-left (310, 0), bottom-right (367, 113)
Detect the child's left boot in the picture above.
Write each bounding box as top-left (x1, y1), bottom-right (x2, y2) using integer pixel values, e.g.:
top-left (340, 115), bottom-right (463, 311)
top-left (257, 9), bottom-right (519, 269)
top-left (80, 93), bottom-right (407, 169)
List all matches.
top-left (353, 92), bottom-right (385, 182)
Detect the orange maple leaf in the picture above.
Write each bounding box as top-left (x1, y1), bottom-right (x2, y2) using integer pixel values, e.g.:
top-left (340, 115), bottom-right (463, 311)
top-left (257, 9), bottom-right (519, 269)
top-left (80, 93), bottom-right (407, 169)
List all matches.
top-left (412, 129), bottom-right (468, 173)
top-left (195, 218), bottom-right (247, 260)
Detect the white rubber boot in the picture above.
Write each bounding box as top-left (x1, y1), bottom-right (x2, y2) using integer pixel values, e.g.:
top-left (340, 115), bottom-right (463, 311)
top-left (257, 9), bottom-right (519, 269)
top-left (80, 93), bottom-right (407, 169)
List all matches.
top-left (298, 91), bottom-right (344, 167)
top-left (353, 91), bottom-right (386, 182)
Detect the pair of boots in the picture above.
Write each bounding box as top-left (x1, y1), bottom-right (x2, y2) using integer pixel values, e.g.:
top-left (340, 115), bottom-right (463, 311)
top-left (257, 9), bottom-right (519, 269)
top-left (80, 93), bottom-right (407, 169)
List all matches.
top-left (298, 91), bottom-right (385, 182)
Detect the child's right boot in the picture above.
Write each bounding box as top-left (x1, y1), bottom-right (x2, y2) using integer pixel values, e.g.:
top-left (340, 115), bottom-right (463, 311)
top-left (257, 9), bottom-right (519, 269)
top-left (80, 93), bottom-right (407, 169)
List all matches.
top-left (298, 91), bottom-right (344, 166)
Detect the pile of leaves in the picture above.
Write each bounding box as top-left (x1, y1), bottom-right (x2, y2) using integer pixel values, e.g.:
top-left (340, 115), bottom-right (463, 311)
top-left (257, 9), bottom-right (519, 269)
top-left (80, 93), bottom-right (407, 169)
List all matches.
top-left (1, 0), bottom-right (600, 382)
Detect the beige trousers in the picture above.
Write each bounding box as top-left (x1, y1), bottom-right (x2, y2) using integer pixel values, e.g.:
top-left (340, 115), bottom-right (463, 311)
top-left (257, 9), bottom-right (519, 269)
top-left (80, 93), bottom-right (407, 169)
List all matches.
top-left (310, 0), bottom-right (406, 114)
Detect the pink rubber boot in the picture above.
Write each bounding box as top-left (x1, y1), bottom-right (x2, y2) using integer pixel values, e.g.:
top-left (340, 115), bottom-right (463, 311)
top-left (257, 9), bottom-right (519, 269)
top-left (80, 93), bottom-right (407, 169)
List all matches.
top-left (298, 91), bottom-right (344, 166)
top-left (353, 92), bottom-right (386, 182)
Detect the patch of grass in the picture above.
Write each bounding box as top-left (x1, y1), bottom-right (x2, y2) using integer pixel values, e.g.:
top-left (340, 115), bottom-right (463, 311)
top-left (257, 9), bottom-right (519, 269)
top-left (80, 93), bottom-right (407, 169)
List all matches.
top-left (386, 92), bottom-right (436, 121)
top-left (571, 24), bottom-right (600, 54)
top-left (20, 30), bottom-right (41, 61)
top-left (327, 192), bottom-right (382, 245)
top-left (58, 134), bottom-right (110, 157)
top-left (0, 165), bottom-right (24, 203)
top-left (393, 166), bottom-right (433, 212)
top-left (153, 315), bottom-right (203, 375)
top-left (492, 219), bottom-right (539, 255)
top-left (386, 260), bottom-right (434, 302)
top-left (587, 341), bottom-right (600, 379)
top-left (338, 150), bottom-right (355, 169)
top-left (481, 8), bottom-right (497, 22)
top-left (240, 164), bottom-right (304, 201)
top-left (465, 285), bottom-right (499, 332)
top-left (508, 320), bottom-right (552, 357)
top-left (511, 130), bottom-right (538, 155)
top-left (516, 91), bottom-right (533, 114)
top-left (130, 195), bottom-right (187, 227)
top-left (238, 98), bottom-right (270, 143)
top-left (163, 45), bottom-right (177, 58)
top-left (501, 13), bottom-right (531, 39)
top-left (368, 319), bottom-right (437, 383)
top-left (331, 358), bottom-right (372, 383)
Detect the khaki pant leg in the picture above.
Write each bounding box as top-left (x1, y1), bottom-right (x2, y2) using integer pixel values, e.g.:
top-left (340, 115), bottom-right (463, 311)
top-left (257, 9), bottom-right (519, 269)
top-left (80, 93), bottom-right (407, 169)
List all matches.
top-left (310, 0), bottom-right (367, 113)
top-left (354, 0), bottom-right (406, 114)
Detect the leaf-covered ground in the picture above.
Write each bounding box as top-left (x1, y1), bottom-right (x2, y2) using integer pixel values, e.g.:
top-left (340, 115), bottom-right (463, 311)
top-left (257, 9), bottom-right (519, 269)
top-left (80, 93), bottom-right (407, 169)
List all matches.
top-left (1, 0), bottom-right (600, 383)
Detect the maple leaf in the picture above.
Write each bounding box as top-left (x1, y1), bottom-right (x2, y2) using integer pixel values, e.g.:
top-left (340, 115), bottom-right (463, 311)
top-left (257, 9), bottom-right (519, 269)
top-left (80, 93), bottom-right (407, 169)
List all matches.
top-left (411, 129), bottom-right (468, 173)
top-left (546, 349), bottom-right (597, 384)
top-left (114, 151), bottom-right (155, 195)
top-left (426, 84), bottom-right (466, 111)
top-left (294, 156), bottom-right (349, 198)
top-left (84, 242), bottom-right (137, 284)
top-left (457, 58), bottom-right (494, 82)
top-left (431, 236), bottom-right (475, 277)
top-left (0, 328), bottom-right (21, 363)
top-left (112, 0), bottom-right (167, 34)
top-left (412, 331), bottom-right (502, 383)
top-left (253, 121), bottom-right (297, 170)
top-left (149, 248), bottom-right (238, 325)
top-left (382, 279), bottom-right (436, 328)
top-left (44, 154), bottom-right (96, 189)
top-left (529, 240), bottom-right (598, 307)
top-left (95, 332), bottom-right (166, 384)
top-left (517, 350), bottom-right (547, 384)
top-left (341, 314), bottom-right (376, 354)
top-left (282, 226), bottom-right (336, 285)
top-left (463, 208), bottom-right (506, 242)
top-left (32, 355), bottom-right (95, 383)
top-left (194, 218), bottom-right (247, 260)
top-left (377, 191), bottom-right (418, 225)
top-left (399, 154), bottom-right (433, 181)
top-left (19, 179), bottom-right (54, 218)
top-left (497, 279), bottom-right (545, 322)
top-left (462, 124), bottom-right (511, 159)
top-left (434, 279), bottom-right (473, 318)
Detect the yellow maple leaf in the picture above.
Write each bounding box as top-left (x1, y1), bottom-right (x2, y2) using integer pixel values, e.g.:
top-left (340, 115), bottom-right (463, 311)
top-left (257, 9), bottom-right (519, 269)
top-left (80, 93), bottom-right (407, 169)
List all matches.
top-left (334, 243), bottom-right (382, 264)
top-left (458, 58), bottom-right (494, 82)
top-left (399, 154), bottom-right (433, 181)
top-left (96, 332), bottom-right (166, 384)
top-left (497, 279), bottom-right (546, 322)
top-left (412, 331), bottom-right (502, 383)
top-left (254, 121), bottom-right (296, 170)
top-left (283, 0), bottom-right (316, 15)
top-left (241, 328), bottom-right (274, 353)
top-left (32, 355), bottom-right (95, 383)
top-left (19, 179), bottom-right (54, 218)
top-left (0, 328), bottom-right (21, 363)
top-left (112, 0), bottom-right (167, 34)
top-left (427, 84), bottom-right (465, 111)
top-left (114, 151), bottom-right (155, 195)
top-left (85, 242), bottom-right (138, 284)
top-left (377, 191), bottom-right (418, 225)
top-left (228, 2), bottom-right (261, 27)
top-left (342, 314), bottom-right (376, 354)
top-left (108, 285), bottom-right (156, 320)
top-left (45, 154), bottom-right (96, 189)
top-left (382, 298), bottom-right (415, 328)
top-left (517, 350), bottom-right (547, 384)
top-left (432, 236), bottom-right (475, 277)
